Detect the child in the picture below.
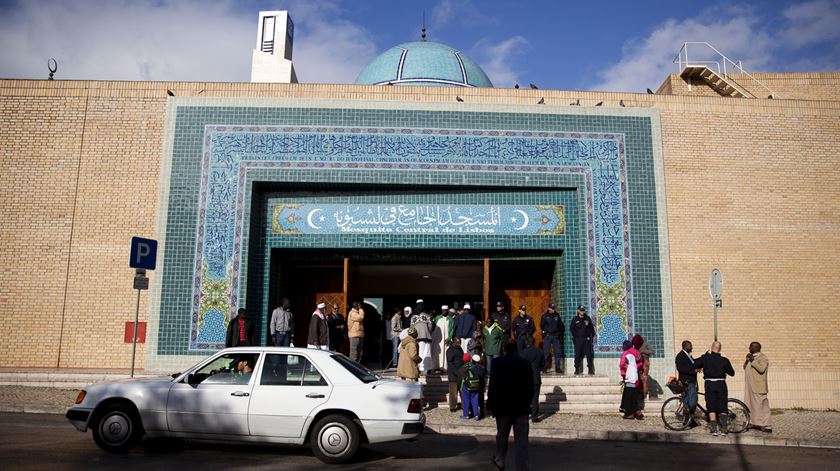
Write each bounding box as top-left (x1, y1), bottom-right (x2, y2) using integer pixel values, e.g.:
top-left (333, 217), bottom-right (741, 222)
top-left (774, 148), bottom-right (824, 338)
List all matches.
top-left (458, 353), bottom-right (485, 420)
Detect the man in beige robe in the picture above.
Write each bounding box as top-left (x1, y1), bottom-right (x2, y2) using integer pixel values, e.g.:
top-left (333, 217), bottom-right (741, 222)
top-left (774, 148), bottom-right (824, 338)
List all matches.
top-left (743, 341), bottom-right (772, 433)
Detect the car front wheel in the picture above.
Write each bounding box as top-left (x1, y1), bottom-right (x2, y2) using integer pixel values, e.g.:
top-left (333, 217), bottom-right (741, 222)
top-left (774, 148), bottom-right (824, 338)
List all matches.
top-left (310, 414), bottom-right (360, 464)
top-left (91, 403), bottom-right (142, 453)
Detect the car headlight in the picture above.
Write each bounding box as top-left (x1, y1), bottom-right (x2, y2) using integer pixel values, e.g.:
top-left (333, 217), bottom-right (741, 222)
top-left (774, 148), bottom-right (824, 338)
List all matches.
top-left (74, 390), bottom-right (86, 405)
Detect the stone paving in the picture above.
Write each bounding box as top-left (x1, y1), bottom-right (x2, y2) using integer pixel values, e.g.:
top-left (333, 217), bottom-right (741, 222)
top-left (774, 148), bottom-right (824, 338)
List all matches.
top-left (423, 406), bottom-right (840, 446)
top-left (2, 385), bottom-right (838, 448)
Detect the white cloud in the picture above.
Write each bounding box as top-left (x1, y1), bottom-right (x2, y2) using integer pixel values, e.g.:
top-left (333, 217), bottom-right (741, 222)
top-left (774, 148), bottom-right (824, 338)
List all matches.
top-left (590, 1), bottom-right (840, 92)
top-left (590, 7), bottom-right (773, 92)
top-left (431, 0), bottom-right (498, 30)
top-left (0, 0), bottom-right (376, 83)
top-left (780, 0), bottom-right (840, 48)
top-left (473, 36), bottom-right (529, 88)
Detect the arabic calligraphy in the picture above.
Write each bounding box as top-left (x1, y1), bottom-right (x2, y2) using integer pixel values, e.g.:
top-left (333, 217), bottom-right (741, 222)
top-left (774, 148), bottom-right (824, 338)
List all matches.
top-left (271, 204), bottom-right (564, 236)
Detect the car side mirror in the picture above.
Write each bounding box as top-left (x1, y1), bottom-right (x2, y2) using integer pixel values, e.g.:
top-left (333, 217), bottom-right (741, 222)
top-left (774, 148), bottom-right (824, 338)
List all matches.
top-left (171, 372), bottom-right (181, 379)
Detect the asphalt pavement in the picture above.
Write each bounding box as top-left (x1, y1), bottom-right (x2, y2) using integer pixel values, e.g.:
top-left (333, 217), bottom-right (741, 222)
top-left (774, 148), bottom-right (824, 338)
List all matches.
top-left (2, 413), bottom-right (838, 470)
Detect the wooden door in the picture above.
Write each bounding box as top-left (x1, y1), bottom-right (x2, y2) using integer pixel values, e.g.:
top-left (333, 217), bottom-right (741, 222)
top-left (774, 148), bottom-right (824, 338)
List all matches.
top-left (489, 260), bottom-right (555, 346)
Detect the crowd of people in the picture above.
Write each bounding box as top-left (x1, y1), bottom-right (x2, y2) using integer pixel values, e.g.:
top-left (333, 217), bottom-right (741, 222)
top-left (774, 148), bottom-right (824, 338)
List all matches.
top-left (229, 297), bottom-right (774, 454)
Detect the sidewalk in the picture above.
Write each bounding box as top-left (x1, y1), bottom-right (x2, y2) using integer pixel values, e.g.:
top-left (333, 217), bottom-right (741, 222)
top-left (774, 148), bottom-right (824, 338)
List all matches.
top-left (2, 385), bottom-right (838, 449)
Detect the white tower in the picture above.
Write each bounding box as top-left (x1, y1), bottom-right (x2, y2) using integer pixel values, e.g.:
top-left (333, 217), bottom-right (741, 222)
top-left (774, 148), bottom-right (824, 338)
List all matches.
top-left (250, 11), bottom-right (297, 83)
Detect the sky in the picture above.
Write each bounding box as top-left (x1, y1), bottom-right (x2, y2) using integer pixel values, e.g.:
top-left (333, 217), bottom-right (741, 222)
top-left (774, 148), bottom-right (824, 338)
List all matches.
top-left (0, 0), bottom-right (838, 92)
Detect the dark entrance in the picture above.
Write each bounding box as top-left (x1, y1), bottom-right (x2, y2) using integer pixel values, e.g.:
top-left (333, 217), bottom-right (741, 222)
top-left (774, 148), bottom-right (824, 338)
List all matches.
top-left (269, 250), bottom-right (560, 368)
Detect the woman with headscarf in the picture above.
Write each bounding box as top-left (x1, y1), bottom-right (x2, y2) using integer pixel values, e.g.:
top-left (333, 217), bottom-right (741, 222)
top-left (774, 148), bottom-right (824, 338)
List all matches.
top-left (619, 339), bottom-right (643, 419)
top-left (632, 334), bottom-right (653, 410)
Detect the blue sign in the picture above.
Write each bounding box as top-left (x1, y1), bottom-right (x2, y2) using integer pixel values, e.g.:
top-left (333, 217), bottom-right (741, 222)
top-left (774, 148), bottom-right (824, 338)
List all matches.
top-left (130, 236), bottom-right (158, 270)
top-left (272, 204), bottom-right (564, 236)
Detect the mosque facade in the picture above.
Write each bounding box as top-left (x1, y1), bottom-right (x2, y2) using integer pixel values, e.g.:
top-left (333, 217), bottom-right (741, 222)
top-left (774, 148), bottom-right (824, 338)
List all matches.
top-left (1, 32), bottom-right (839, 409)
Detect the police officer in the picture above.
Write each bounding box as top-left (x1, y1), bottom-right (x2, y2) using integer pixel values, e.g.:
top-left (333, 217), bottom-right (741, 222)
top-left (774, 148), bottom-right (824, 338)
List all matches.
top-left (512, 304), bottom-right (535, 352)
top-left (570, 304), bottom-right (596, 375)
top-left (490, 301), bottom-right (511, 339)
top-left (540, 303), bottom-right (564, 374)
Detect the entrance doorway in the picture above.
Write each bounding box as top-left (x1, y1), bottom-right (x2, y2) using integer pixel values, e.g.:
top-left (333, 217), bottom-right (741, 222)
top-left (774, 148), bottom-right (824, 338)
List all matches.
top-left (269, 250), bottom-right (559, 368)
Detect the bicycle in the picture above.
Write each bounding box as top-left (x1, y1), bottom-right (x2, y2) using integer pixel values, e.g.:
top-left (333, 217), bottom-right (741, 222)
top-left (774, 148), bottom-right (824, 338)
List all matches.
top-left (661, 385), bottom-right (751, 433)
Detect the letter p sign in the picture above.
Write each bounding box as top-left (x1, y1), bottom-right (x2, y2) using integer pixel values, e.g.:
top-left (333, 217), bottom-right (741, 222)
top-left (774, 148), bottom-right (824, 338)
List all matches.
top-left (130, 236), bottom-right (158, 270)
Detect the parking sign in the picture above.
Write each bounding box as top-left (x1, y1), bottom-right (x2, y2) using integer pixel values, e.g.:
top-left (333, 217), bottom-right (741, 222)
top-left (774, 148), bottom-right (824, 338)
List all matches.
top-left (130, 237), bottom-right (157, 270)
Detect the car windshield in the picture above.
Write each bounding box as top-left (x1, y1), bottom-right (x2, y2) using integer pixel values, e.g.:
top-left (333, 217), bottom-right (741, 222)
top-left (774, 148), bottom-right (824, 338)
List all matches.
top-left (331, 354), bottom-right (379, 383)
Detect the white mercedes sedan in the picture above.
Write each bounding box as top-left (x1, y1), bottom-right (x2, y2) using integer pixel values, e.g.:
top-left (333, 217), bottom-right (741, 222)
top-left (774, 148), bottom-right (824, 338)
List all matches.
top-left (66, 347), bottom-right (424, 463)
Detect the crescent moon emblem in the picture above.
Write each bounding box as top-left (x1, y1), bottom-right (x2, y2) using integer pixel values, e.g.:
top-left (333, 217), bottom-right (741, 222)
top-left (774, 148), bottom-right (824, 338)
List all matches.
top-left (306, 209), bottom-right (323, 229)
top-left (513, 210), bottom-right (529, 231)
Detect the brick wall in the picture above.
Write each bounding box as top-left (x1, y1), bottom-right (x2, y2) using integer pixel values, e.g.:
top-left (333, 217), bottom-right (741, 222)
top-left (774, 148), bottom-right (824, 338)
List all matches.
top-left (659, 71), bottom-right (840, 100)
top-left (1, 76), bottom-right (839, 408)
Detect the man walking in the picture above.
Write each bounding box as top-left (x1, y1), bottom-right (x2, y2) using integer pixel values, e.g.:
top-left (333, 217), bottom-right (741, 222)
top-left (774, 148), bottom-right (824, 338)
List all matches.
top-left (694, 341), bottom-right (735, 436)
top-left (226, 308), bottom-right (255, 347)
top-left (410, 300), bottom-right (434, 373)
top-left (347, 301), bottom-right (365, 363)
top-left (488, 341), bottom-right (534, 471)
top-left (454, 304), bottom-right (477, 348)
top-left (458, 353), bottom-right (485, 420)
top-left (270, 298), bottom-right (294, 347)
top-left (540, 303), bottom-right (564, 374)
top-left (512, 305), bottom-right (535, 353)
top-left (397, 327), bottom-right (421, 382)
top-left (570, 305), bottom-right (596, 375)
top-left (307, 303), bottom-right (329, 350)
top-left (519, 336), bottom-right (545, 422)
top-left (675, 340), bottom-right (699, 427)
top-left (744, 341), bottom-right (772, 433)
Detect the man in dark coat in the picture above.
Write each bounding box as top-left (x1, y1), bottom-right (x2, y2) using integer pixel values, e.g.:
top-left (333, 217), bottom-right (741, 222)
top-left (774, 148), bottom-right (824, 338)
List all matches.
top-left (570, 305), bottom-right (596, 375)
top-left (488, 341), bottom-right (533, 470)
top-left (446, 338), bottom-right (465, 412)
top-left (226, 308), bottom-right (255, 347)
top-left (490, 301), bottom-right (512, 339)
top-left (540, 303), bottom-right (564, 374)
top-left (512, 305), bottom-right (535, 353)
top-left (694, 341), bottom-right (735, 436)
top-left (519, 336), bottom-right (545, 422)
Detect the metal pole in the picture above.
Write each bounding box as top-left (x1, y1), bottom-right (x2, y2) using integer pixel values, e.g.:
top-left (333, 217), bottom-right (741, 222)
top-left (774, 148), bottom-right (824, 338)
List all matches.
top-left (130, 285), bottom-right (141, 378)
top-left (713, 301), bottom-right (718, 341)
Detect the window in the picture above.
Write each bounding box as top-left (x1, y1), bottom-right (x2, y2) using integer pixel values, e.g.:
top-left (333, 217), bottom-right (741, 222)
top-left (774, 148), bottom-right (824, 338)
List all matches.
top-left (190, 353), bottom-right (258, 385)
top-left (331, 354), bottom-right (378, 383)
top-left (260, 354), bottom-right (327, 386)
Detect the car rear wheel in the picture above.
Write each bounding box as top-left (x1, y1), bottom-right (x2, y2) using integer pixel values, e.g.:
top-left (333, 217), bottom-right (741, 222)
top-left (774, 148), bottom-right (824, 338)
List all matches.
top-left (310, 414), bottom-right (360, 464)
top-left (91, 403), bottom-right (142, 453)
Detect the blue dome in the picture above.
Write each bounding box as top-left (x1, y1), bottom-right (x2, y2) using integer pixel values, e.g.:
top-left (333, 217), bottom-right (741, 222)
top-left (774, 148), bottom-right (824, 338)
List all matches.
top-left (355, 41), bottom-right (493, 88)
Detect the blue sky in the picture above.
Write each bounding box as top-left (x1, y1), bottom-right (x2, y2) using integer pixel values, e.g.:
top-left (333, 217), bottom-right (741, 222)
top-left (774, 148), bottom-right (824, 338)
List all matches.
top-left (1, 0), bottom-right (838, 92)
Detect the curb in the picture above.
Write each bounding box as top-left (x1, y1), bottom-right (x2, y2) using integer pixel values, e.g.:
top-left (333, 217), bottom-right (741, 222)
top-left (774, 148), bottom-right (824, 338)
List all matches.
top-left (424, 422), bottom-right (840, 450)
top-left (0, 405), bottom-right (67, 415)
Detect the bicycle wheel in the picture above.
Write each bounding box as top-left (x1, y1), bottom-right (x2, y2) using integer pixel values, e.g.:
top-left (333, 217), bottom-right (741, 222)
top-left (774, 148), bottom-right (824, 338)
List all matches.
top-left (725, 398), bottom-right (751, 433)
top-left (661, 396), bottom-right (690, 431)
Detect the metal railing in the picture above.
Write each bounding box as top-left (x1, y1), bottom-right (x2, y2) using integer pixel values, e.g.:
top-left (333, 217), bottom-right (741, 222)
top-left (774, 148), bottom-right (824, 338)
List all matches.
top-left (673, 42), bottom-right (776, 98)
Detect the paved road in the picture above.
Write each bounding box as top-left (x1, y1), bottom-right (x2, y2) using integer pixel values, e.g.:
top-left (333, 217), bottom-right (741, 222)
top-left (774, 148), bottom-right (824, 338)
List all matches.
top-left (1, 413), bottom-right (837, 470)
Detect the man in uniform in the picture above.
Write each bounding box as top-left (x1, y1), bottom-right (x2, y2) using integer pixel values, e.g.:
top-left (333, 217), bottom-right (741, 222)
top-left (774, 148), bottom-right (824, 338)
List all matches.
top-left (512, 304), bottom-right (535, 353)
top-left (490, 301), bottom-right (512, 339)
top-left (540, 303), bottom-right (564, 374)
top-left (570, 305), bottom-right (596, 375)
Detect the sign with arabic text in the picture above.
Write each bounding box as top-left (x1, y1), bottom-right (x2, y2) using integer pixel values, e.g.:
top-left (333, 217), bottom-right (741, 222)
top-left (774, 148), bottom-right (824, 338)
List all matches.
top-left (272, 204), bottom-right (564, 236)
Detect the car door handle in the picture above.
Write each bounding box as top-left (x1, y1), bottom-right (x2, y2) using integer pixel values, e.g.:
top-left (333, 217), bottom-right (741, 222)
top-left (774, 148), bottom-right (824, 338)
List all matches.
top-left (231, 391), bottom-right (250, 397)
top-left (306, 393), bottom-right (325, 399)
